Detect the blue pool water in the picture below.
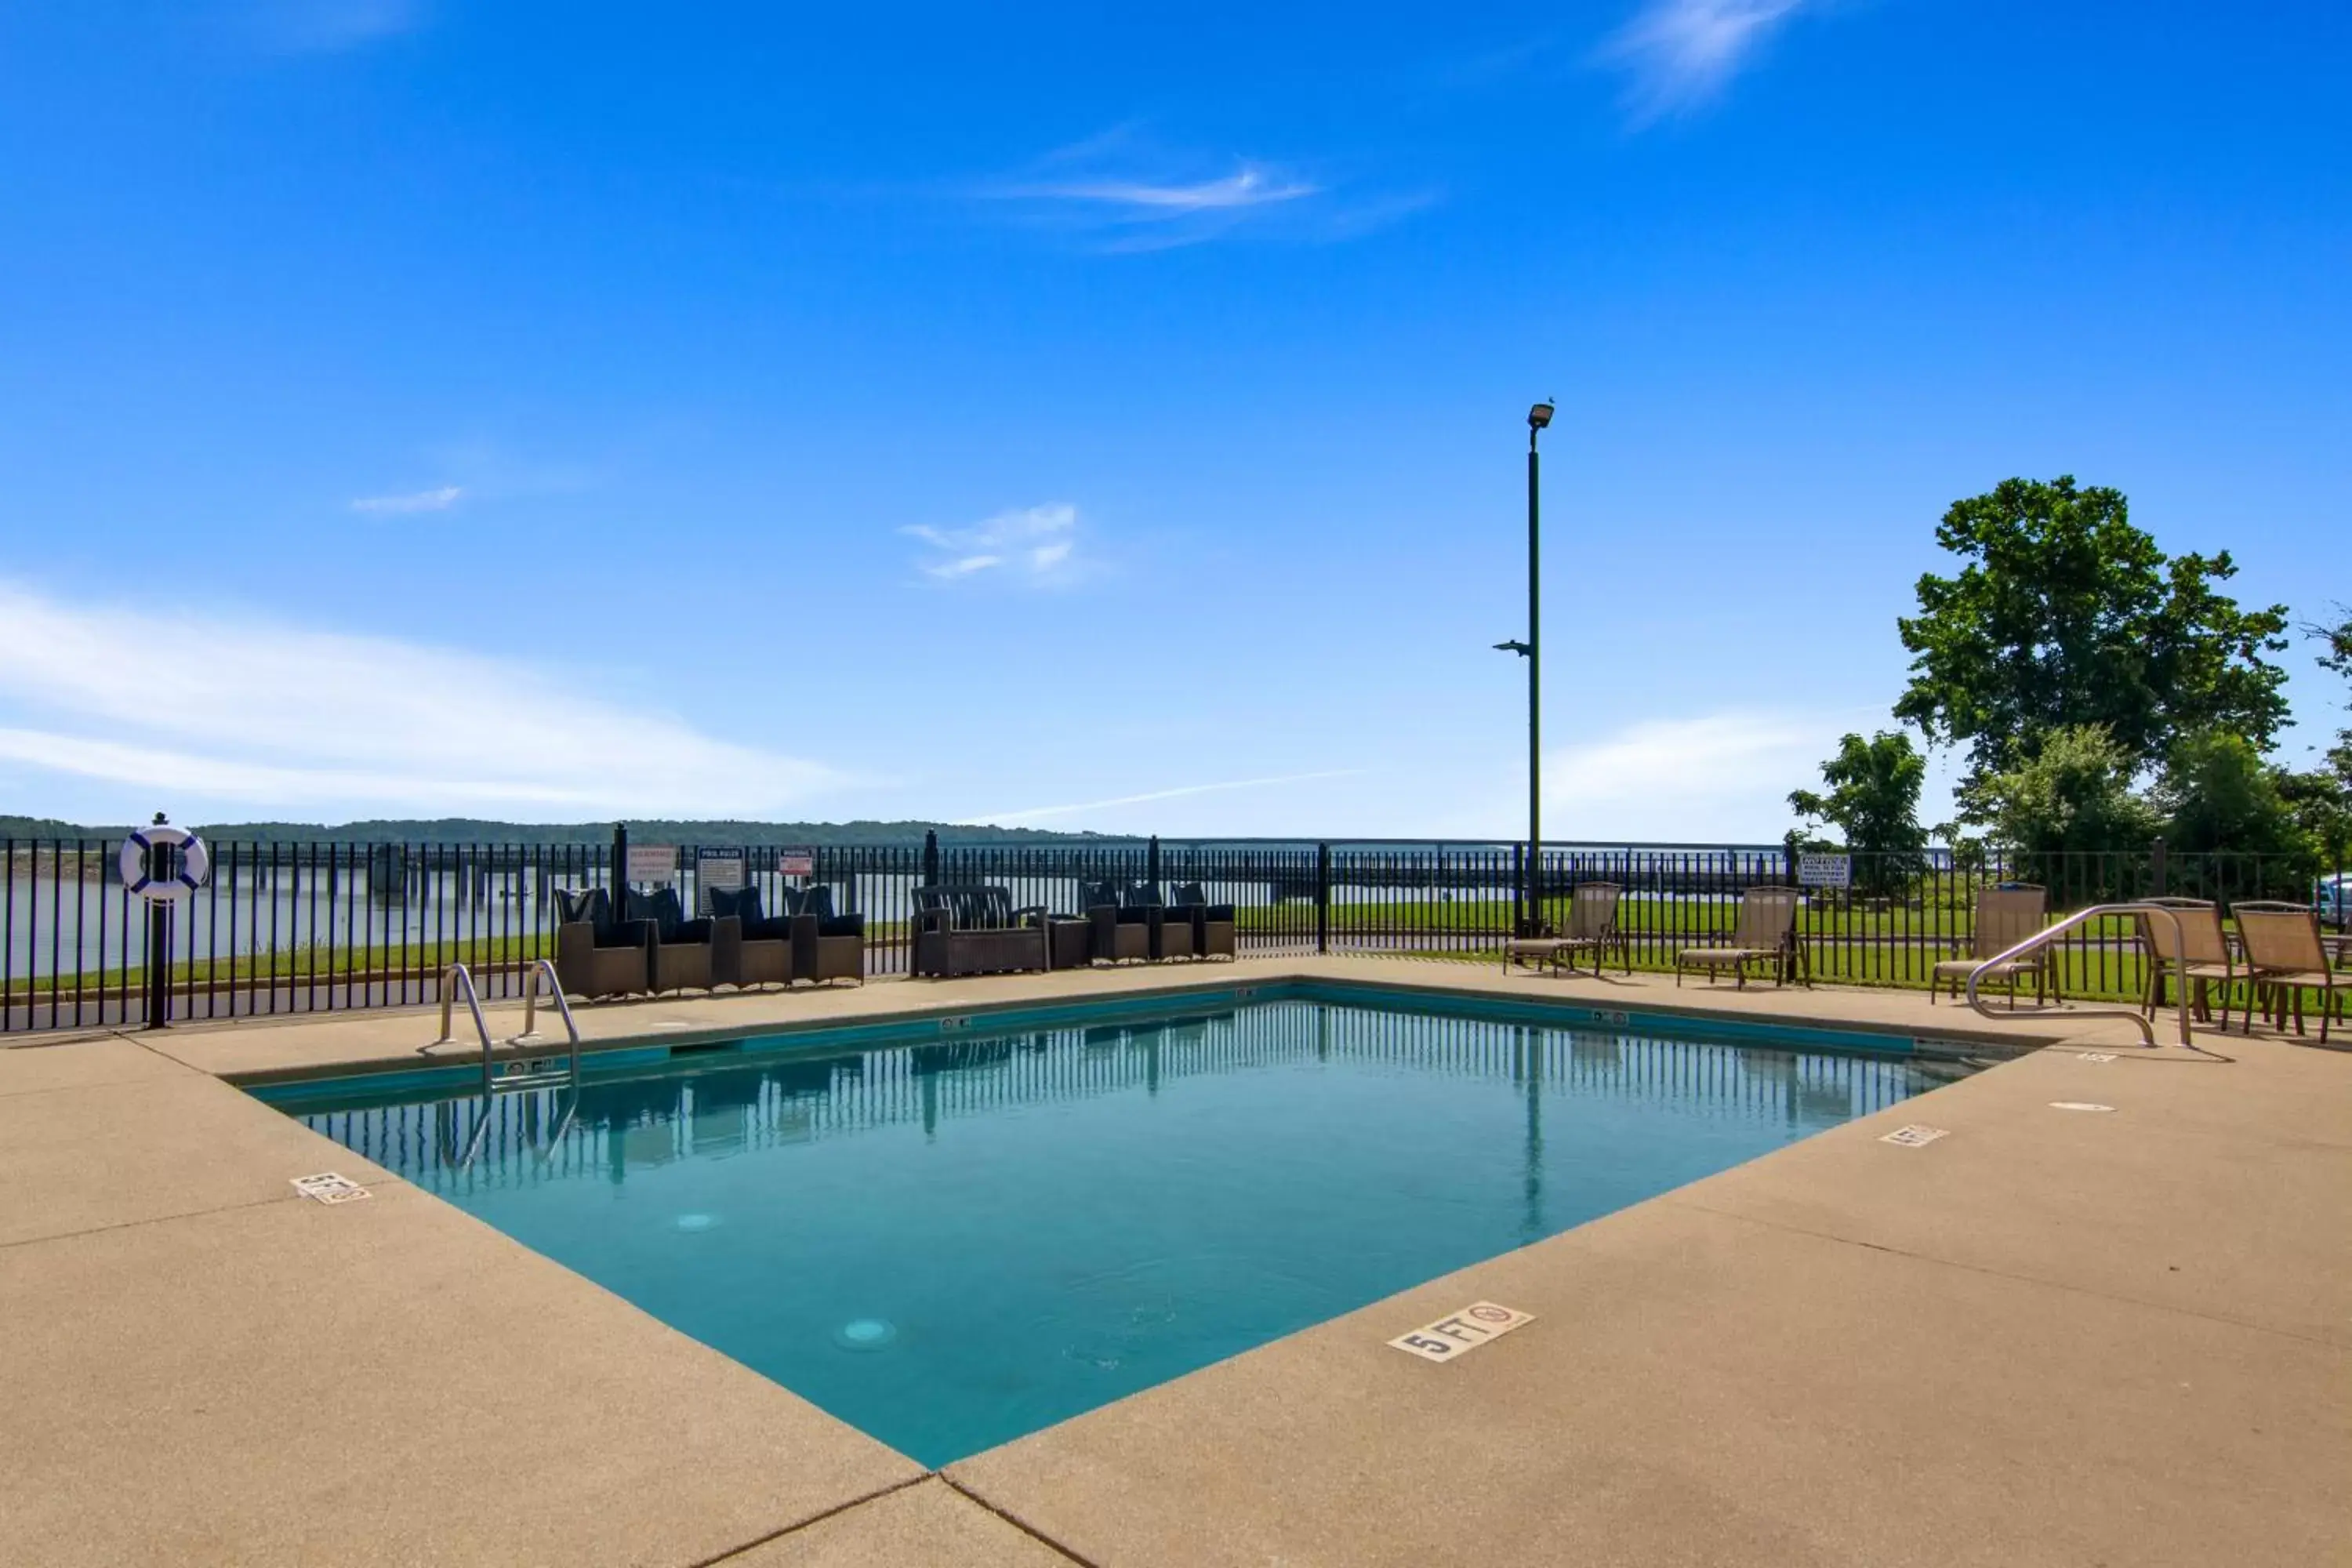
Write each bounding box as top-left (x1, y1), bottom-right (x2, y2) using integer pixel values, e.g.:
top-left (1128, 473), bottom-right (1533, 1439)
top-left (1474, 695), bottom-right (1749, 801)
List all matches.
top-left (271, 990), bottom-right (1968, 1465)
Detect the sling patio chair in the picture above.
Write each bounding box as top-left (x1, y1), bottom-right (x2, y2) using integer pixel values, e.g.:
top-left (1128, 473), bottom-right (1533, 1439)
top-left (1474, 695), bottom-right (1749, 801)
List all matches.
top-left (553, 886), bottom-right (651, 999)
top-left (1506, 882), bottom-right (1626, 978)
top-left (1675, 886), bottom-right (1805, 989)
top-left (1081, 880), bottom-right (1152, 965)
top-left (631, 885), bottom-right (717, 995)
top-left (1930, 884), bottom-right (2050, 1007)
top-left (2135, 898), bottom-right (2240, 1029)
top-left (786, 884), bottom-right (866, 985)
top-left (2234, 904), bottom-right (2350, 1043)
top-left (707, 884), bottom-right (794, 990)
top-left (910, 884), bottom-right (1050, 978)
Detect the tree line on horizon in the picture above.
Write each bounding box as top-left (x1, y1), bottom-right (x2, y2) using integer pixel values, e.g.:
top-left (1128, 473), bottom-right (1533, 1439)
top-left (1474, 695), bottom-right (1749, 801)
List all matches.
top-left (1787, 475), bottom-right (2351, 891)
top-left (0, 815), bottom-right (1134, 848)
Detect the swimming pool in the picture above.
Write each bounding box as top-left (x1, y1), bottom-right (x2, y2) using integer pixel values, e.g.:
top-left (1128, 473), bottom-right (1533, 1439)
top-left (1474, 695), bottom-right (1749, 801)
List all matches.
top-left (265, 986), bottom-right (1973, 1466)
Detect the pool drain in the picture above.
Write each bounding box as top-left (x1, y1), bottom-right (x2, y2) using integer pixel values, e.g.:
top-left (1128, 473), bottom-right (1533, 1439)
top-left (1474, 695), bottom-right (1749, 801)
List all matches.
top-left (834, 1318), bottom-right (898, 1351)
top-left (674, 1213), bottom-right (720, 1232)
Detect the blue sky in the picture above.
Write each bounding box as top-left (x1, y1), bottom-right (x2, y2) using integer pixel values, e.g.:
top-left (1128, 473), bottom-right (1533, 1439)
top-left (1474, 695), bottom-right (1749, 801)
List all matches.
top-left (0, 1), bottom-right (2345, 840)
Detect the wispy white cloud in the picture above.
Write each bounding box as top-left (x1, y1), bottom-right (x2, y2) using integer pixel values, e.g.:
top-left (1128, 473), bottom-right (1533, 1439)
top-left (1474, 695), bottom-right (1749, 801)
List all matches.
top-left (984, 130), bottom-right (1425, 252)
top-left (243, 0), bottom-right (423, 54)
top-left (0, 579), bottom-right (846, 818)
top-left (350, 485), bottom-right (463, 515)
top-left (976, 770), bottom-right (1369, 826)
top-left (1019, 165), bottom-right (1320, 216)
top-left (1599, 0), bottom-right (1809, 122)
top-left (904, 503), bottom-right (1090, 586)
top-left (1536, 710), bottom-right (1861, 841)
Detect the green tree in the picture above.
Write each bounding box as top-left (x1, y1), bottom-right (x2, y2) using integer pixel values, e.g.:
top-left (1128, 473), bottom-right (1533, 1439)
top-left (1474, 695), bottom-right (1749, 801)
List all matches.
top-left (2287, 607), bottom-right (2352, 880)
top-left (1787, 731), bottom-right (1929, 894)
top-left (1964, 724), bottom-right (2161, 860)
top-left (2276, 769), bottom-right (2351, 877)
top-left (2154, 731), bottom-right (2311, 859)
top-left (1894, 477), bottom-right (2290, 790)
top-left (2307, 604), bottom-right (2352, 786)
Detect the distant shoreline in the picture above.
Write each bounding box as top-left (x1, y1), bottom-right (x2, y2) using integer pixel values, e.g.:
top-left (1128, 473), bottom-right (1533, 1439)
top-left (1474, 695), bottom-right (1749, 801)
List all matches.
top-left (0, 815), bottom-right (1132, 848)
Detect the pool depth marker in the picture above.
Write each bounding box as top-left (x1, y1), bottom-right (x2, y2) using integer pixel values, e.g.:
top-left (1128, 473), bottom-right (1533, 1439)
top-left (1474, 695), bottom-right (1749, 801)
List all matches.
top-left (1388, 1301), bottom-right (1536, 1363)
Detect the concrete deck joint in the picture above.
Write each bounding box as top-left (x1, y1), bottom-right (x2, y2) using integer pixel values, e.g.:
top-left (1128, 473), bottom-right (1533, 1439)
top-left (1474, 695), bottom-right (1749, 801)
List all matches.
top-left (689, 1472), bottom-right (938, 1567)
top-left (935, 1475), bottom-right (1101, 1568)
top-left (1663, 1193), bottom-right (2348, 1350)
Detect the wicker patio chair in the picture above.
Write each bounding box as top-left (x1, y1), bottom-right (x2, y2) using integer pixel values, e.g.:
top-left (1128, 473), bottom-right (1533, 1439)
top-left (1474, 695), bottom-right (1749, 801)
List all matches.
top-left (2136, 898), bottom-right (2238, 1029)
top-left (1930, 884), bottom-right (2049, 1006)
top-left (2235, 905), bottom-right (2350, 1043)
top-left (1081, 880), bottom-right (1152, 964)
top-left (632, 885), bottom-right (716, 994)
top-left (910, 884), bottom-right (1049, 977)
top-left (1171, 882), bottom-right (1238, 960)
top-left (1675, 886), bottom-right (1804, 989)
top-left (553, 886), bottom-right (651, 999)
top-left (708, 884), bottom-right (793, 990)
top-left (788, 884), bottom-right (866, 985)
top-left (1125, 883), bottom-right (1197, 960)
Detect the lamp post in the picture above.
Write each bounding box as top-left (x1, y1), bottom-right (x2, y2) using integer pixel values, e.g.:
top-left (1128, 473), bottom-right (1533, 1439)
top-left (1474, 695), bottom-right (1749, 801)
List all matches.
top-left (1495, 400), bottom-right (1552, 935)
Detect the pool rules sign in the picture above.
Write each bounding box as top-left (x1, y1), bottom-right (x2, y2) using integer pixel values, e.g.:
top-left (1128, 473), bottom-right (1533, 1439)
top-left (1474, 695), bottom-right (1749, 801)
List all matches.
top-left (1388, 1301), bottom-right (1537, 1363)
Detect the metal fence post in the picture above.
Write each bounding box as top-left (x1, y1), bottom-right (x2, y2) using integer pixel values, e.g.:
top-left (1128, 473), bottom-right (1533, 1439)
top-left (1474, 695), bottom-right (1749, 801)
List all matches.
top-left (1315, 843), bottom-right (1331, 954)
top-left (1510, 842), bottom-right (1525, 936)
top-left (922, 829), bottom-right (940, 888)
top-left (610, 822), bottom-right (629, 917)
top-left (2149, 835), bottom-right (2168, 899)
top-left (1148, 834), bottom-right (1161, 889)
top-left (143, 901), bottom-right (171, 1030)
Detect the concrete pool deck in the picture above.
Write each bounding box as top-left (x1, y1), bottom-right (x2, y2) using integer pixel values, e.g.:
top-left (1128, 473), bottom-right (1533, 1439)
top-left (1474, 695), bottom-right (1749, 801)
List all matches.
top-left (2, 957), bottom-right (2344, 1566)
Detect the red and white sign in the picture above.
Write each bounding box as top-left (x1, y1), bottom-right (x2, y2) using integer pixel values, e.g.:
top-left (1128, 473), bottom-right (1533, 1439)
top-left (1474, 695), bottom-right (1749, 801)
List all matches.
top-left (626, 845), bottom-right (678, 884)
top-left (778, 848), bottom-right (815, 878)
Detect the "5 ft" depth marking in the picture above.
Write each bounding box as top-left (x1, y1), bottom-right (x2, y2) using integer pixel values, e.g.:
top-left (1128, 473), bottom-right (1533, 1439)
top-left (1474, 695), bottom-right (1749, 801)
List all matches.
top-left (1387, 1301), bottom-right (1537, 1363)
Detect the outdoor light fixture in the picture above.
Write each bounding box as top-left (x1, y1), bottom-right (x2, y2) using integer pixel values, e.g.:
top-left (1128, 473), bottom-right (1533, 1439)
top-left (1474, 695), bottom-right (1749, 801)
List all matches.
top-left (1496, 401), bottom-right (1553, 935)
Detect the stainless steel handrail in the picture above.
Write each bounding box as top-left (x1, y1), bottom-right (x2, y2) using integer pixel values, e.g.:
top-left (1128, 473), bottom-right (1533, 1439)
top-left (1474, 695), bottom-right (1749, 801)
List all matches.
top-left (519, 958), bottom-right (581, 1053)
top-left (430, 960), bottom-right (583, 1166)
top-left (1964, 902), bottom-right (2192, 1048)
top-left (435, 962), bottom-right (499, 1095)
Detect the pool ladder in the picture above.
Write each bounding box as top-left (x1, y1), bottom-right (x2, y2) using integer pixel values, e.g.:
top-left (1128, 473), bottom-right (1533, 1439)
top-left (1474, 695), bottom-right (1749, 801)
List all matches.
top-left (1963, 902), bottom-right (2193, 1049)
top-left (434, 960), bottom-right (583, 1167)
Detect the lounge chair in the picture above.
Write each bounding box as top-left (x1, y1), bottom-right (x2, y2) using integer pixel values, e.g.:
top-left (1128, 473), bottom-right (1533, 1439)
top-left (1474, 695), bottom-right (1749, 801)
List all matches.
top-left (1126, 883), bottom-right (1196, 960)
top-left (1506, 882), bottom-right (1625, 977)
top-left (1081, 880), bottom-right (1152, 964)
top-left (2136, 898), bottom-right (2238, 1029)
top-left (708, 884), bottom-right (794, 990)
top-left (2235, 905), bottom-right (2350, 1043)
top-left (1930, 884), bottom-right (2049, 1006)
top-left (553, 887), bottom-right (650, 999)
top-left (1172, 882), bottom-right (1238, 960)
top-left (788, 884), bottom-right (866, 985)
top-left (1675, 886), bottom-right (1804, 989)
top-left (632, 885), bottom-right (716, 994)
top-left (911, 884), bottom-right (1049, 977)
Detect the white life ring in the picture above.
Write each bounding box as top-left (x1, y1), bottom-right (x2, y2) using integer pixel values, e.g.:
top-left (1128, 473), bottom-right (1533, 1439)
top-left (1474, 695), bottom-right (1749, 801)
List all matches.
top-left (120, 826), bottom-right (210, 902)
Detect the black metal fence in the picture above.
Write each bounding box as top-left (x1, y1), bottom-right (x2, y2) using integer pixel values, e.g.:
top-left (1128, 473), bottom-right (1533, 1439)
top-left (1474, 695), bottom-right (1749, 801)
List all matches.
top-left (2, 832), bottom-right (2334, 1035)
